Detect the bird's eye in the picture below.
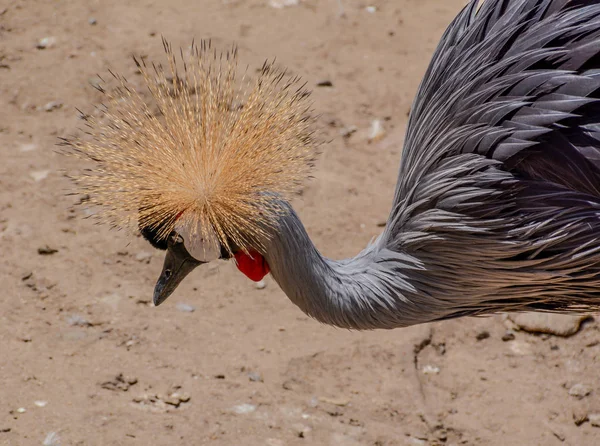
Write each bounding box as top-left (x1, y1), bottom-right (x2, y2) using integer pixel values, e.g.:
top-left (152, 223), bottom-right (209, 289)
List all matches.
top-left (169, 232), bottom-right (184, 245)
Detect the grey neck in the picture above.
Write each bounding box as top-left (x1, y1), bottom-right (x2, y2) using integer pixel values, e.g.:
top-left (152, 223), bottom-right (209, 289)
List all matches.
top-left (262, 205), bottom-right (425, 330)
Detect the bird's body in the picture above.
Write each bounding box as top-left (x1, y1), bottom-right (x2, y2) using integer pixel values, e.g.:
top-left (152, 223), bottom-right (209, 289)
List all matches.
top-left (65, 0), bottom-right (600, 329)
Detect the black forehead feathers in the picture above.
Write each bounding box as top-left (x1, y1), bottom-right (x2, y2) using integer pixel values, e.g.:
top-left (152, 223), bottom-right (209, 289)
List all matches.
top-left (140, 225), bottom-right (168, 250)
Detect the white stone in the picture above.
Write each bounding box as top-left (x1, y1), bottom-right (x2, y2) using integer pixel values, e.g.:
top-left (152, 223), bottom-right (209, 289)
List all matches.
top-left (43, 432), bottom-right (61, 446)
top-left (422, 365), bottom-right (440, 375)
top-left (30, 170), bottom-right (50, 182)
top-left (569, 383), bottom-right (592, 399)
top-left (232, 403), bottom-right (257, 414)
top-left (19, 143), bottom-right (37, 152)
top-left (269, 0), bottom-right (299, 8)
top-left (589, 413), bottom-right (600, 427)
top-left (368, 119), bottom-right (386, 142)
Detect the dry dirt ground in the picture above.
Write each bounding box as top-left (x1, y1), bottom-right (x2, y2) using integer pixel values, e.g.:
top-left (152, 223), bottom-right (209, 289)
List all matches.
top-left (2, 0), bottom-right (600, 445)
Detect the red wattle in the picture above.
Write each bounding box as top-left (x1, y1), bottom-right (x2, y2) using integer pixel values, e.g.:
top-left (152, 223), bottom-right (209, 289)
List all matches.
top-left (234, 250), bottom-right (270, 282)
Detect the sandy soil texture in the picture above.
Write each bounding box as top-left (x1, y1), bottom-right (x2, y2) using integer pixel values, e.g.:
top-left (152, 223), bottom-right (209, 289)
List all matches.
top-left (2, 0), bottom-right (600, 445)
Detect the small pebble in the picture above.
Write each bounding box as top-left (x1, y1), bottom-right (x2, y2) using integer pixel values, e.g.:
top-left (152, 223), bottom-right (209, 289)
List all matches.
top-left (340, 125), bottom-right (357, 138)
top-left (573, 409), bottom-right (588, 426)
top-left (569, 383), bottom-right (592, 399)
top-left (232, 403), bottom-right (256, 414)
top-left (502, 331), bottom-right (516, 342)
top-left (88, 17), bottom-right (97, 25)
top-left (434, 429), bottom-right (448, 442)
top-left (38, 245), bottom-right (58, 255)
top-left (67, 314), bottom-right (91, 326)
top-left (550, 427), bottom-right (565, 442)
top-left (255, 280), bottom-right (266, 290)
top-left (589, 413), bottom-right (600, 427)
top-left (30, 170), bottom-right (50, 182)
top-left (175, 303), bottom-right (196, 313)
top-left (476, 331), bottom-right (490, 341)
top-left (34, 401), bottom-right (47, 408)
top-left (135, 252), bottom-right (152, 263)
top-left (318, 396), bottom-right (349, 406)
top-left (164, 395), bottom-right (181, 407)
top-left (293, 423), bottom-right (312, 438)
top-left (100, 373), bottom-right (137, 391)
top-left (509, 340), bottom-right (532, 355)
top-left (248, 372), bottom-right (263, 382)
top-left (422, 365), bottom-right (440, 375)
top-left (36, 37), bottom-right (56, 49)
top-left (268, 0), bottom-right (299, 8)
top-left (16, 407), bottom-right (26, 413)
top-left (43, 101), bottom-right (63, 112)
top-left (19, 143), bottom-right (37, 152)
top-left (316, 80), bottom-right (333, 87)
top-left (365, 6), bottom-right (377, 13)
top-left (367, 119), bottom-right (386, 142)
top-left (42, 432), bottom-right (61, 446)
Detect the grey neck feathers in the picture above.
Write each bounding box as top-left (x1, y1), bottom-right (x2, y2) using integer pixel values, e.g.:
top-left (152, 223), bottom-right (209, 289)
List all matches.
top-left (263, 191), bottom-right (600, 330)
top-left (262, 205), bottom-right (429, 330)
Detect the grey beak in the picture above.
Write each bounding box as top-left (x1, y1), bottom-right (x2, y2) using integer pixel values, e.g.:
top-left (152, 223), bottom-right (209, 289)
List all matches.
top-left (153, 234), bottom-right (204, 306)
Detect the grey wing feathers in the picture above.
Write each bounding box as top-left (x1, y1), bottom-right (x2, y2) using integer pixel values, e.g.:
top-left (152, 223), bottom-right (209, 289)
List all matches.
top-left (369, 0), bottom-right (600, 323)
top-left (394, 0), bottom-right (600, 207)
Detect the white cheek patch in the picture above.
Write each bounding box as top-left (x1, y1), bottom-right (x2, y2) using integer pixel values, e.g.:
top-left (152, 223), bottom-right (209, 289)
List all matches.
top-left (175, 222), bottom-right (220, 262)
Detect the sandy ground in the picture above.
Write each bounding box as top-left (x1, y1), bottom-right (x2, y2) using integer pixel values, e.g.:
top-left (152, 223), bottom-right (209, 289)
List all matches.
top-left (2, 0), bottom-right (600, 445)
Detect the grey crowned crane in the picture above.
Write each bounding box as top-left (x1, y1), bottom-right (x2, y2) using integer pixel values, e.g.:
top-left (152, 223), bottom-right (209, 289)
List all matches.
top-left (64, 0), bottom-right (600, 330)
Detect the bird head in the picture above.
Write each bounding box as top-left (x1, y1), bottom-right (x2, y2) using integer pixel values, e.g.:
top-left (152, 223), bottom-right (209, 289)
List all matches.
top-left (140, 217), bottom-right (224, 306)
top-left (62, 39), bottom-right (319, 306)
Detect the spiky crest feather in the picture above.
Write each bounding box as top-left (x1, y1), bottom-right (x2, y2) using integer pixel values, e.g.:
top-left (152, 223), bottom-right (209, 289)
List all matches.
top-left (61, 39), bottom-right (319, 253)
